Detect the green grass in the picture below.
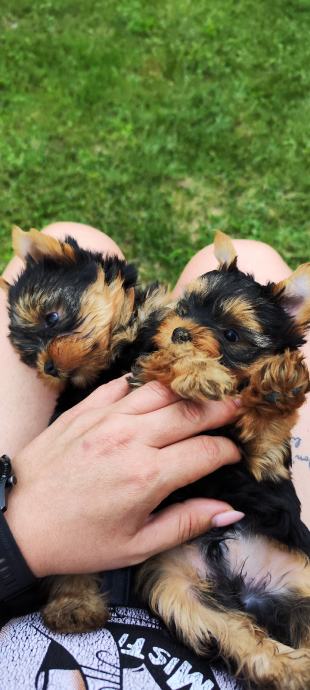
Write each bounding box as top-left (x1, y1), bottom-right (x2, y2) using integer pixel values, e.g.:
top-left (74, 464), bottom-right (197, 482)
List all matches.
top-left (0, 0), bottom-right (309, 282)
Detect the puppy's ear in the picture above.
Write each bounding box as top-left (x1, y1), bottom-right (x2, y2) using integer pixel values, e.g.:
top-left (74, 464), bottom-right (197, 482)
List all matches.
top-left (12, 226), bottom-right (75, 262)
top-left (214, 231), bottom-right (237, 269)
top-left (274, 263), bottom-right (310, 328)
top-left (0, 277), bottom-right (10, 293)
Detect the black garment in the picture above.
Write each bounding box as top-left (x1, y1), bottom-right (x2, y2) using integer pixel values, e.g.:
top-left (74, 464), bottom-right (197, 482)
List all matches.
top-left (0, 510), bottom-right (39, 626)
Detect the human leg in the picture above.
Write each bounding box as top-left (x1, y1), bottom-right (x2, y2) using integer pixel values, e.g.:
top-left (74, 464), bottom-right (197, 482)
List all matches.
top-left (0, 222), bottom-right (124, 456)
top-left (174, 238), bottom-right (291, 294)
top-left (174, 239), bottom-right (310, 528)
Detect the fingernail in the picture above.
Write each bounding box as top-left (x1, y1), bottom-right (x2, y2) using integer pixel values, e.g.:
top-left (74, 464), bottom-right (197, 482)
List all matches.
top-left (211, 510), bottom-right (245, 528)
top-left (232, 397), bottom-right (242, 408)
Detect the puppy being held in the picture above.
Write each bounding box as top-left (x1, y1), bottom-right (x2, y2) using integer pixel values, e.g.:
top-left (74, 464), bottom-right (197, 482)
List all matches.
top-left (2, 227), bottom-right (310, 690)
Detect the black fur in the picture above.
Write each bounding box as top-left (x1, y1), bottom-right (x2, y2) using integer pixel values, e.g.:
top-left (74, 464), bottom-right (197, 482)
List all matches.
top-left (7, 236), bottom-right (138, 368)
top-left (156, 264), bottom-right (310, 647)
top-left (178, 269), bottom-right (305, 369)
top-left (52, 302), bottom-right (167, 420)
top-left (159, 455), bottom-right (310, 647)
top-left (198, 533), bottom-right (310, 648)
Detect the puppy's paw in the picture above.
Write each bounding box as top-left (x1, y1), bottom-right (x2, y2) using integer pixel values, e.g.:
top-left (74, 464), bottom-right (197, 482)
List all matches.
top-left (130, 350), bottom-right (176, 388)
top-left (270, 648), bottom-right (310, 690)
top-left (171, 359), bottom-right (234, 401)
top-left (243, 350), bottom-right (310, 414)
top-left (42, 593), bottom-right (109, 634)
top-left (131, 351), bottom-right (234, 401)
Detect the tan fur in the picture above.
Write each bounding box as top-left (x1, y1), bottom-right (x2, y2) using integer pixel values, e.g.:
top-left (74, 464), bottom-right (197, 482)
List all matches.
top-left (213, 230), bottom-right (237, 267)
top-left (138, 546), bottom-right (310, 689)
top-left (137, 328), bottom-right (309, 479)
top-left (274, 263), bottom-right (310, 327)
top-left (110, 284), bottom-right (172, 355)
top-left (38, 269), bottom-right (136, 387)
top-left (15, 290), bottom-right (51, 327)
top-left (227, 533), bottom-right (309, 591)
top-left (135, 317), bottom-right (235, 400)
top-left (13, 226), bottom-right (76, 262)
top-left (136, 348), bottom-right (234, 400)
top-left (237, 350), bottom-right (310, 480)
top-left (0, 276), bottom-right (9, 293)
top-left (220, 296), bottom-right (262, 332)
top-left (176, 278), bottom-right (264, 341)
top-left (226, 532), bottom-right (310, 646)
top-left (240, 429), bottom-right (293, 481)
top-left (42, 574), bottom-right (109, 633)
top-left (182, 276), bottom-right (210, 297)
top-left (11, 231), bottom-right (80, 330)
top-left (241, 350), bottom-right (310, 415)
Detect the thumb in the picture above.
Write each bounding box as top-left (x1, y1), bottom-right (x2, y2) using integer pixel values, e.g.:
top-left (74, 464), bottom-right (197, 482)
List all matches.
top-left (138, 499), bottom-right (244, 559)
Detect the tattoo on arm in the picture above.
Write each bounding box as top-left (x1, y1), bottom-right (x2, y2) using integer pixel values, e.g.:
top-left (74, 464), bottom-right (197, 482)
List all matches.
top-left (291, 437), bottom-right (310, 468)
top-left (294, 454), bottom-right (310, 469)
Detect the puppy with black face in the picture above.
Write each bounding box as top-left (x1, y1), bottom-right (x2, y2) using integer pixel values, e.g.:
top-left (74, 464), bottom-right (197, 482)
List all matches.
top-left (1, 226), bottom-right (171, 634)
top-left (1, 227), bottom-right (170, 418)
top-left (1, 226), bottom-right (139, 388)
top-left (134, 232), bottom-right (310, 481)
top-left (135, 232), bottom-right (310, 689)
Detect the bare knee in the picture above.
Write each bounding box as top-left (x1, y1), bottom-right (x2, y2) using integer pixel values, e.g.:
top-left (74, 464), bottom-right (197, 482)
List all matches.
top-left (42, 221), bottom-right (124, 259)
top-left (230, 239), bottom-right (291, 282)
top-left (174, 238), bottom-right (291, 296)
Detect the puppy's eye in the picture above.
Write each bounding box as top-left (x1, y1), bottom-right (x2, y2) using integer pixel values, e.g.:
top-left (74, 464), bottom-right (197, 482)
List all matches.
top-left (224, 329), bottom-right (239, 343)
top-left (177, 302), bottom-right (189, 318)
top-left (45, 312), bottom-right (59, 326)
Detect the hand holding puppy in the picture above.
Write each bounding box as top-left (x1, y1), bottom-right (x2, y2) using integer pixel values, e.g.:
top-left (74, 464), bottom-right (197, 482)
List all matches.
top-left (5, 377), bottom-right (241, 578)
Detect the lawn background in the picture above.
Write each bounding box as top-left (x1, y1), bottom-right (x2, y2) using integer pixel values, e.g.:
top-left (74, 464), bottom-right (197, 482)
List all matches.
top-left (0, 0), bottom-right (309, 283)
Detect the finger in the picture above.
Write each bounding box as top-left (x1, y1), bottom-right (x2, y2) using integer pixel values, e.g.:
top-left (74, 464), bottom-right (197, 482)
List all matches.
top-left (62, 379), bottom-right (179, 436)
top-left (115, 380), bottom-right (180, 415)
top-left (157, 434), bottom-right (240, 499)
top-left (137, 397), bottom-right (240, 448)
top-left (133, 499), bottom-right (244, 559)
top-left (57, 375), bottom-right (130, 423)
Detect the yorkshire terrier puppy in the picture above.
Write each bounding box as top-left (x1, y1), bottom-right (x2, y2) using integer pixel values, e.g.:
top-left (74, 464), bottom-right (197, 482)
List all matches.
top-left (1, 226), bottom-right (171, 631)
top-left (134, 232), bottom-right (310, 689)
top-left (1, 226), bottom-right (170, 416)
top-left (2, 228), bottom-right (310, 690)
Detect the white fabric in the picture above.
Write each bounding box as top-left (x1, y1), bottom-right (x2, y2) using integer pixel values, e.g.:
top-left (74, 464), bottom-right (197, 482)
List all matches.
top-left (0, 608), bottom-right (240, 690)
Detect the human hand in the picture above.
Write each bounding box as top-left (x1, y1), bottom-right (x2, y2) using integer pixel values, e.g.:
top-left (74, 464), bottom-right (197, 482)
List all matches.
top-left (5, 377), bottom-right (242, 578)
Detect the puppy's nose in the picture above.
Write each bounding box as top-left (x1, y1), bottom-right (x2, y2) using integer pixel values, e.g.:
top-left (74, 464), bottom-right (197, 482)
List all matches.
top-left (171, 327), bottom-right (192, 344)
top-left (44, 359), bottom-right (59, 377)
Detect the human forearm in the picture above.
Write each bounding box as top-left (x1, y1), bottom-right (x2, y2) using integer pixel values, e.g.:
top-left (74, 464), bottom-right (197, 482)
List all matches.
top-left (291, 339), bottom-right (310, 529)
top-left (292, 406), bottom-right (310, 529)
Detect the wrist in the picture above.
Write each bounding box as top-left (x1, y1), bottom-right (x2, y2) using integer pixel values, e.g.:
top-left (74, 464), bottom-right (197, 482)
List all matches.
top-left (0, 509), bottom-right (37, 603)
top-left (4, 489), bottom-right (49, 578)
